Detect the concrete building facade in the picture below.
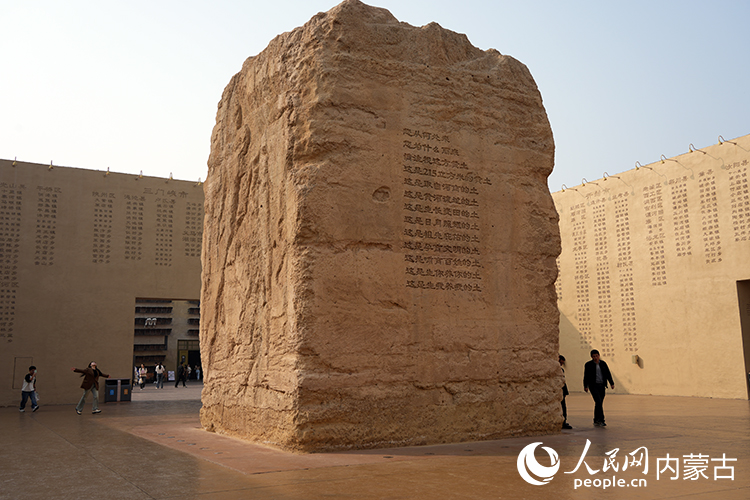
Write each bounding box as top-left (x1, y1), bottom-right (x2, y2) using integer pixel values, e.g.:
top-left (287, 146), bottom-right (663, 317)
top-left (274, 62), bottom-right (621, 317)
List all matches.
top-left (553, 134), bottom-right (750, 399)
top-left (1, 159), bottom-right (203, 406)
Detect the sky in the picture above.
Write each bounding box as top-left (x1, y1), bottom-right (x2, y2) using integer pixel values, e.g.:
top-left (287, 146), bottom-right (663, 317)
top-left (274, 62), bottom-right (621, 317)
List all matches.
top-left (2, 0), bottom-right (748, 191)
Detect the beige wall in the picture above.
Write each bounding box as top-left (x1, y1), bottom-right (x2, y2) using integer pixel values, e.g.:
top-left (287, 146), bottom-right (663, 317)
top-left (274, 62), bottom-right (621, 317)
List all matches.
top-left (553, 134), bottom-right (750, 399)
top-left (1, 160), bottom-right (202, 406)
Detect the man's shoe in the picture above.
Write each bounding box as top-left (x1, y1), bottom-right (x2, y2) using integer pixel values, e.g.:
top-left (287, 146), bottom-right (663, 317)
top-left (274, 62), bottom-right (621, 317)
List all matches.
top-left (562, 423), bottom-right (573, 429)
top-left (92, 409), bottom-right (102, 414)
top-left (599, 421), bottom-right (607, 427)
top-left (32, 406), bottom-right (39, 412)
top-left (19, 408), bottom-right (24, 412)
top-left (593, 421), bottom-right (602, 427)
top-left (76, 409), bottom-right (82, 415)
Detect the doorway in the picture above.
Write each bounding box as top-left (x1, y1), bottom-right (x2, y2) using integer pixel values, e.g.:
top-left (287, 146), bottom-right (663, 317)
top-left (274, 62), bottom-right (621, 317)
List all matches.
top-left (178, 339), bottom-right (201, 379)
top-left (737, 280), bottom-right (750, 400)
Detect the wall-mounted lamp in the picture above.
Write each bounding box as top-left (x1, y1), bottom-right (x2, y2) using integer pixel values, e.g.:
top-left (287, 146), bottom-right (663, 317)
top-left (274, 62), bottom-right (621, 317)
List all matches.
top-left (105, 167), bottom-right (110, 176)
top-left (718, 135), bottom-right (737, 146)
top-left (688, 143), bottom-right (707, 154)
top-left (12, 157), bottom-right (17, 167)
top-left (48, 161), bottom-right (54, 170)
top-left (632, 354), bottom-right (644, 368)
top-left (635, 161), bottom-right (644, 170)
top-left (661, 154), bottom-right (695, 178)
top-left (602, 171), bottom-right (635, 194)
top-left (195, 177), bottom-right (203, 186)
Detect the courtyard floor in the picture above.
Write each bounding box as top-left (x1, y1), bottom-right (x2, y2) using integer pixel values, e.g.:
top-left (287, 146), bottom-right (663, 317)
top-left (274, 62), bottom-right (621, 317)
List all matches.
top-left (1, 382), bottom-right (748, 499)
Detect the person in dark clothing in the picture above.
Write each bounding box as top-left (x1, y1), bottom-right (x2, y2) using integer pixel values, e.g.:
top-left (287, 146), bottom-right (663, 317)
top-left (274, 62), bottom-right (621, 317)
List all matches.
top-left (72, 362), bottom-right (110, 414)
top-left (583, 349), bottom-right (614, 427)
top-left (559, 355), bottom-right (572, 429)
top-left (175, 363), bottom-right (187, 388)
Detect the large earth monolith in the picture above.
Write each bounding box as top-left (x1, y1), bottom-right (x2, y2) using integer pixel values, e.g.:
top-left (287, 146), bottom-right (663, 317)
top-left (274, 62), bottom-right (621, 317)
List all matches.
top-left (200, 0), bottom-right (562, 452)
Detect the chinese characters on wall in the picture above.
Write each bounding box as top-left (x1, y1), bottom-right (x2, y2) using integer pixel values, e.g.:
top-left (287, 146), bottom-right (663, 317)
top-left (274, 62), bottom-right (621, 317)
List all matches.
top-left (728, 160), bottom-right (749, 242)
top-left (614, 193), bottom-right (638, 353)
top-left (670, 177), bottom-right (692, 257)
top-left (92, 192), bottom-right (114, 264)
top-left (401, 128), bottom-right (484, 293)
top-left (183, 201), bottom-right (203, 258)
top-left (155, 197), bottom-right (174, 267)
top-left (35, 186), bottom-right (59, 266)
top-left (571, 202), bottom-right (591, 348)
top-left (592, 197), bottom-right (614, 358)
top-left (125, 195), bottom-right (145, 261)
top-left (0, 183), bottom-right (23, 342)
top-left (563, 157), bottom-right (750, 356)
top-left (698, 170), bottom-right (722, 264)
top-left (643, 183), bottom-right (666, 286)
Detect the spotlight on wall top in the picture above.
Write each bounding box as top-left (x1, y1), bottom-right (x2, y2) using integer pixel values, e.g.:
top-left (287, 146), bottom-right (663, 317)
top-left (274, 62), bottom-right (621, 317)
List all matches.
top-left (718, 135), bottom-right (737, 146)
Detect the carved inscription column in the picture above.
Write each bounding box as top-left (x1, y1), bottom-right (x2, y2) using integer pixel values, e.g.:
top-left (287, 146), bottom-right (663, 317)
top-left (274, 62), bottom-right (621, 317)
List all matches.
top-left (92, 192), bottom-right (114, 264)
top-left (614, 192), bottom-right (638, 353)
top-left (643, 184), bottom-right (666, 286)
top-left (669, 176), bottom-right (692, 257)
top-left (35, 186), bottom-right (59, 266)
top-left (592, 196), bottom-right (613, 358)
top-left (401, 128), bottom-right (483, 293)
top-left (728, 159), bottom-right (750, 242)
top-left (0, 183), bottom-right (23, 343)
top-left (570, 202), bottom-right (591, 348)
top-left (155, 197), bottom-right (175, 266)
top-left (125, 195), bottom-right (145, 261)
top-left (698, 169), bottom-right (722, 264)
top-left (183, 199), bottom-right (203, 258)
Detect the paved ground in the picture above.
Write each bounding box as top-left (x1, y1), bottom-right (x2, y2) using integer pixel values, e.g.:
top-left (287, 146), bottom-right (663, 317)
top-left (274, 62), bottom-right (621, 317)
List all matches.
top-left (2, 382), bottom-right (748, 499)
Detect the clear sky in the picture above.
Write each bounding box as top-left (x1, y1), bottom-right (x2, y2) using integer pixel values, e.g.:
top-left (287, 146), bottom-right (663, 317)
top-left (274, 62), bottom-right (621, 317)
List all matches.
top-left (2, 0), bottom-right (748, 191)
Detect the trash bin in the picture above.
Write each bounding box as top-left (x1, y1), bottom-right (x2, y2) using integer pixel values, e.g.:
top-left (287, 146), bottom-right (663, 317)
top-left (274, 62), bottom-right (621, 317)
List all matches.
top-left (119, 379), bottom-right (131, 401)
top-left (104, 379), bottom-right (132, 403)
top-left (104, 379), bottom-right (119, 402)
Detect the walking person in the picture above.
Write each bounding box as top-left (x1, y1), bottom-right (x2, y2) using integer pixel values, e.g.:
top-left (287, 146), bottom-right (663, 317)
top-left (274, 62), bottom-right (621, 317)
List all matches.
top-left (559, 355), bottom-right (572, 429)
top-left (195, 365), bottom-right (201, 381)
top-left (155, 362), bottom-right (165, 389)
top-left (19, 365), bottom-right (39, 413)
top-left (137, 363), bottom-right (148, 390)
top-left (175, 363), bottom-right (186, 388)
top-left (72, 362), bottom-right (110, 414)
top-left (583, 349), bottom-right (614, 427)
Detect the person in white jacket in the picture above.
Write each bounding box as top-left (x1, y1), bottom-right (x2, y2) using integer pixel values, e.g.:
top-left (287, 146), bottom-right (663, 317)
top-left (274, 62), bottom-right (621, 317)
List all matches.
top-left (20, 366), bottom-right (39, 412)
top-left (154, 362), bottom-right (165, 389)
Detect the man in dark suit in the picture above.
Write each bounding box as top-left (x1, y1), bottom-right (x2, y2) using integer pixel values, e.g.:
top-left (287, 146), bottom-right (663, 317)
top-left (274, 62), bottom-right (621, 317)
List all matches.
top-left (583, 349), bottom-right (614, 427)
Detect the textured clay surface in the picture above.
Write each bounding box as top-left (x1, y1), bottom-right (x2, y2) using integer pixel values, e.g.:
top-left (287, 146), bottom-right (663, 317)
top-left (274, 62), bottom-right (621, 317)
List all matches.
top-left (201, 0), bottom-right (562, 452)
